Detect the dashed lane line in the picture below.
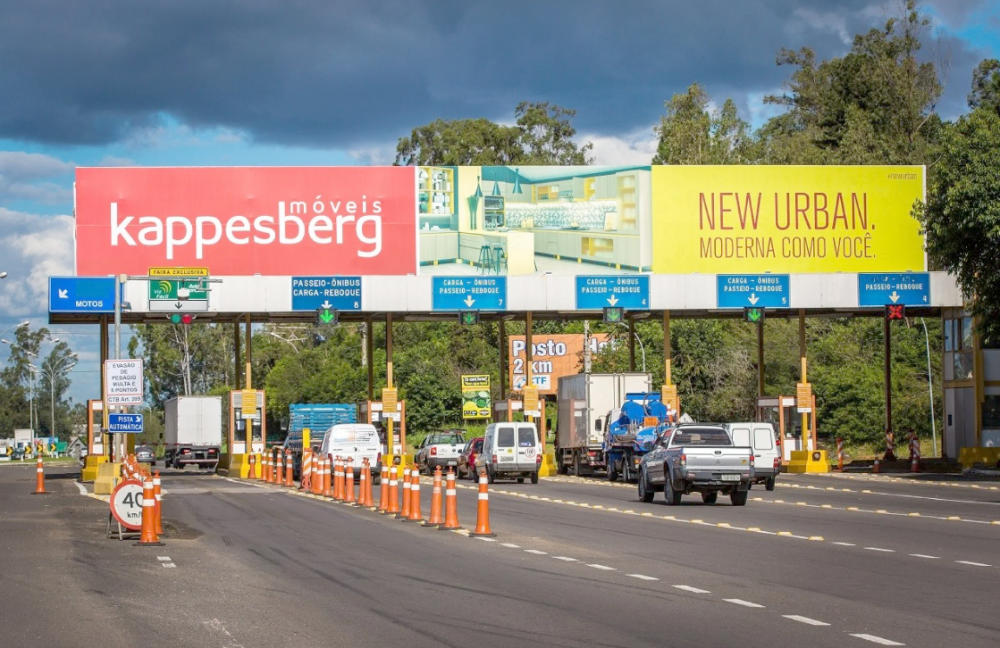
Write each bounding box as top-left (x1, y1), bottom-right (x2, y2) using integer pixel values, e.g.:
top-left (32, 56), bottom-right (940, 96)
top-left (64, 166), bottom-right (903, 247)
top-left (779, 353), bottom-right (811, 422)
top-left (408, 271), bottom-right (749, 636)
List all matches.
top-left (586, 564), bottom-right (616, 571)
top-left (524, 549), bottom-right (547, 555)
top-left (673, 585), bottom-right (710, 593)
top-left (501, 543), bottom-right (520, 548)
top-left (849, 633), bottom-right (905, 646)
top-left (909, 554), bottom-right (940, 559)
top-left (955, 560), bottom-right (992, 567)
top-left (627, 574), bottom-right (660, 581)
top-left (864, 547), bottom-right (895, 552)
top-left (783, 615), bottom-right (830, 627)
top-left (724, 599), bottom-right (765, 608)
top-left (553, 556), bottom-right (578, 562)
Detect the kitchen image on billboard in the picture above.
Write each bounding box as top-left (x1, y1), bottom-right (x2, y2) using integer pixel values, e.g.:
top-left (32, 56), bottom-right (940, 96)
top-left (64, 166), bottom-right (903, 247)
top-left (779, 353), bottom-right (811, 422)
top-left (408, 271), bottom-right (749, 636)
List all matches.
top-left (416, 165), bottom-right (652, 276)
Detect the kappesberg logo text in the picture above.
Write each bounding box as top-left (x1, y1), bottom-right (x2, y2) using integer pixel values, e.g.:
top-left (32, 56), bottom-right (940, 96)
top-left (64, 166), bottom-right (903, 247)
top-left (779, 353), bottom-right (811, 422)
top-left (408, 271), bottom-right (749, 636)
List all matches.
top-left (107, 197), bottom-right (384, 260)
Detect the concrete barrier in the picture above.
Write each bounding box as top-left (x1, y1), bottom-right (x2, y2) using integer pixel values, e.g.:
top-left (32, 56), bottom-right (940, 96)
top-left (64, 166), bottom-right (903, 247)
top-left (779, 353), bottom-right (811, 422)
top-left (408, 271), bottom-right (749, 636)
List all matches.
top-left (786, 450), bottom-right (830, 474)
top-left (94, 461), bottom-right (123, 495)
top-left (538, 451), bottom-right (557, 477)
top-left (81, 455), bottom-right (109, 483)
top-left (958, 447), bottom-right (1000, 470)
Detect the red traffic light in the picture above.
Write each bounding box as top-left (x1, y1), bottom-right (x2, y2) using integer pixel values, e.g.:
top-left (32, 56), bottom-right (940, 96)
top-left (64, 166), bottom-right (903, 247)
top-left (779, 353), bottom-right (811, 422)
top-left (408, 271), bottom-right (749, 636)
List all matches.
top-left (181, 313), bottom-right (194, 325)
top-left (885, 304), bottom-right (905, 321)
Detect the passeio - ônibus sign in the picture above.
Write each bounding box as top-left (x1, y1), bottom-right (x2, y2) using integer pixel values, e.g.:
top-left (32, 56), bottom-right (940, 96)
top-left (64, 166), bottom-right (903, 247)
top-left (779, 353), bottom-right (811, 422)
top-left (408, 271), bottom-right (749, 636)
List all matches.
top-left (74, 167), bottom-right (417, 276)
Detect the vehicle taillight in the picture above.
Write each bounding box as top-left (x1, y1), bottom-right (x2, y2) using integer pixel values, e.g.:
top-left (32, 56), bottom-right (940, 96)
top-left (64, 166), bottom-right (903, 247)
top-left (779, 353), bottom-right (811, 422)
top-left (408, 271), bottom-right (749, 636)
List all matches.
top-left (182, 449), bottom-right (191, 454)
top-left (208, 448), bottom-right (218, 455)
top-left (492, 454), bottom-right (498, 465)
top-left (749, 454), bottom-right (755, 466)
top-left (376, 452), bottom-right (382, 465)
top-left (536, 454), bottom-right (542, 464)
top-left (679, 453), bottom-right (686, 466)
top-left (431, 447), bottom-right (437, 456)
top-left (773, 458), bottom-right (780, 469)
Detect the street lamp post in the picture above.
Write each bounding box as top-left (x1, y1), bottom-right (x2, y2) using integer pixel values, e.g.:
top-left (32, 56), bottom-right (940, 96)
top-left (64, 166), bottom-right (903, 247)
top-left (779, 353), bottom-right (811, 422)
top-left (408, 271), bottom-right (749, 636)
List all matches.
top-left (41, 354), bottom-right (77, 439)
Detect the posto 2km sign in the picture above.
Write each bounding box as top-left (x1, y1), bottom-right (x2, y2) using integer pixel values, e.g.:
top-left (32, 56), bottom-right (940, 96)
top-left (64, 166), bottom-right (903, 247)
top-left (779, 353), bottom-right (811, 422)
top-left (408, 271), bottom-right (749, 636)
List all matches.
top-left (104, 359), bottom-right (144, 406)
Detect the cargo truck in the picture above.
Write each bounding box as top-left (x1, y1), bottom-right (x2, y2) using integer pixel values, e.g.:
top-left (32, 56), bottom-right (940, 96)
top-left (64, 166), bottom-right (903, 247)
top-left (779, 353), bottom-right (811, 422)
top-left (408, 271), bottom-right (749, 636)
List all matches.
top-left (555, 373), bottom-right (653, 476)
top-left (282, 403), bottom-right (359, 479)
top-left (164, 396), bottom-right (223, 470)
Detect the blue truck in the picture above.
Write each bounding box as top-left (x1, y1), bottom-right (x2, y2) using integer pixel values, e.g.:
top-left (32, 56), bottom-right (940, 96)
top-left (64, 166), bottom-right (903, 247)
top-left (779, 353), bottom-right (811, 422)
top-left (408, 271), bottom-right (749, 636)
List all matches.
top-left (282, 403), bottom-right (358, 478)
top-left (601, 392), bottom-right (675, 483)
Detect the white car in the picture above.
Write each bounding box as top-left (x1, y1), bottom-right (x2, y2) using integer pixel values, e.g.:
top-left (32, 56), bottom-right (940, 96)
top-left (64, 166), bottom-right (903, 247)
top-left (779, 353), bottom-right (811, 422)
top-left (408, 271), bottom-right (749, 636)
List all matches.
top-left (476, 422), bottom-right (542, 484)
top-left (415, 430), bottom-right (467, 474)
top-left (727, 422), bottom-right (781, 490)
top-left (318, 423), bottom-right (384, 484)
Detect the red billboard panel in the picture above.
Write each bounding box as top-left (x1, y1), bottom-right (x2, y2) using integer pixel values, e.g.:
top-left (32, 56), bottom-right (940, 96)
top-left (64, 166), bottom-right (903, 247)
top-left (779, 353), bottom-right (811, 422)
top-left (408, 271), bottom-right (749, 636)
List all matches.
top-left (75, 167), bottom-right (417, 276)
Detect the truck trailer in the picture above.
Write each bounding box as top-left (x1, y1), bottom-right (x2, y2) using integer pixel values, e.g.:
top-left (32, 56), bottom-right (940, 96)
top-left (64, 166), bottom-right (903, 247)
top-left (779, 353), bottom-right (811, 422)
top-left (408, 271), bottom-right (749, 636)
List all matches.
top-left (164, 396), bottom-right (223, 470)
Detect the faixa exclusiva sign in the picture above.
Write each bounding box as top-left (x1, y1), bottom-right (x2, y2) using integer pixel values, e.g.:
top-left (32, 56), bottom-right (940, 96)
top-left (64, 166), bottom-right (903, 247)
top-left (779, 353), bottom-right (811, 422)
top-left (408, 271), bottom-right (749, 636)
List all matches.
top-left (74, 167), bottom-right (416, 276)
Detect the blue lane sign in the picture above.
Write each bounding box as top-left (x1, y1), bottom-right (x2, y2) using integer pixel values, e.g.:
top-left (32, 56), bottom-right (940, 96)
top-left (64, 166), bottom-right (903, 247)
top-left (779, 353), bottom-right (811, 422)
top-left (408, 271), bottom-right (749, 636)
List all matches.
top-left (858, 273), bottom-right (930, 307)
top-left (717, 274), bottom-right (790, 309)
top-left (291, 276), bottom-right (362, 311)
top-left (432, 277), bottom-right (506, 311)
top-left (575, 275), bottom-right (649, 310)
top-left (49, 277), bottom-right (117, 313)
top-left (108, 413), bottom-right (144, 433)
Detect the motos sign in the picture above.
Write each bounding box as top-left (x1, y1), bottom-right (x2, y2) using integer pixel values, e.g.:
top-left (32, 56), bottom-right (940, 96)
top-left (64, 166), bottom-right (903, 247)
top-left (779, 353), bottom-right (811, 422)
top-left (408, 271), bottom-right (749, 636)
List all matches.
top-left (75, 167), bottom-right (416, 276)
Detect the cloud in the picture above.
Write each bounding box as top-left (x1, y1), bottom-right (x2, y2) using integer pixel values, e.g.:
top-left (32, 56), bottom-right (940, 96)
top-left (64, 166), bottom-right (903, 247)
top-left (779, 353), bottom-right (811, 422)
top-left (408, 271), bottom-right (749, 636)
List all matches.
top-left (0, 151), bottom-right (74, 204)
top-left (0, 208), bottom-right (74, 317)
top-left (584, 127), bottom-right (658, 166)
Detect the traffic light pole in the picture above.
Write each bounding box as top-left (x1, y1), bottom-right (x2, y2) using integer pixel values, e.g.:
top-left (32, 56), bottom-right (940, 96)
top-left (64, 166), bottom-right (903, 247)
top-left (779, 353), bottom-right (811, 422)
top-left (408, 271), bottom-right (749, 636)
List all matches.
top-left (884, 312), bottom-right (893, 460)
top-left (757, 318), bottom-right (764, 398)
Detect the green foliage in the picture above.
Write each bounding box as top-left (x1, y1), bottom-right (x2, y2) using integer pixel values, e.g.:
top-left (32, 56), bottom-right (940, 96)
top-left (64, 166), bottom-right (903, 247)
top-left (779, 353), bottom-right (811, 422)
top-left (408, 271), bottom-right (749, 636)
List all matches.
top-left (968, 59), bottom-right (1000, 114)
top-left (653, 84), bottom-right (755, 165)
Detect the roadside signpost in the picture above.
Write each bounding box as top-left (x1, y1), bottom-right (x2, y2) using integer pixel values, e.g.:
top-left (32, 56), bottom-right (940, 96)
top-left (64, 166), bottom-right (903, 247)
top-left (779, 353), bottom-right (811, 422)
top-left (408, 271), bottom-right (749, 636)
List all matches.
top-left (104, 360), bottom-right (143, 406)
top-left (432, 277), bottom-right (506, 311)
top-left (49, 277), bottom-right (117, 313)
top-left (575, 275), bottom-right (649, 310)
top-left (858, 272), bottom-right (929, 308)
top-left (291, 276), bottom-right (362, 311)
top-left (717, 274), bottom-right (790, 309)
top-left (108, 479), bottom-right (144, 538)
top-left (107, 413), bottom-right (144, 433)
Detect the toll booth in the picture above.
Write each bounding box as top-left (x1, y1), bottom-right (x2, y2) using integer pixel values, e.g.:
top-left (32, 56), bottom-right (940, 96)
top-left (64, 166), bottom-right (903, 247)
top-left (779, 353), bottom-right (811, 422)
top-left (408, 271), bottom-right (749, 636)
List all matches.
top-left (87, 399), bottom-right (105, 456)
top-left (359, 400), bottom-right (406, 456)
top-left (756, 395), bottom-right (818, 463)
top-left (492, 399), bottom-right (549, 441)
top-left (228, 389), bottom-right (266, 456)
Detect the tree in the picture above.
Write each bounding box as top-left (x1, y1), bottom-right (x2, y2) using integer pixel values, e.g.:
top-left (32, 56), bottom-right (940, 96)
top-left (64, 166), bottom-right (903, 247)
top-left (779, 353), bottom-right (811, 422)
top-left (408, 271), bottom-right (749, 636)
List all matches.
top-left (914, 106), bottom-right (1000, 338)
top-left (129, 323), bottom-right (236, 403)
top-left (652, 84), bottom-right (754, 165)
top-left (968, 58), bottom-right (1000, 114)
top-left (395, 101), bottom-right (593, 166)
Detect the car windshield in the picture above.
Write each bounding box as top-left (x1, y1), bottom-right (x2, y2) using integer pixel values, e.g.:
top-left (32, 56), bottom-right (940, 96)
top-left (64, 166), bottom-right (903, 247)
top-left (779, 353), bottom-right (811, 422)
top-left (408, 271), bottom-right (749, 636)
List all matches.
top-left (428, 432), bottom-right (464, 445)
top-left (517, 428), bottom-right (536, 447)
top-left (670, 428), bottom-right (732, 446)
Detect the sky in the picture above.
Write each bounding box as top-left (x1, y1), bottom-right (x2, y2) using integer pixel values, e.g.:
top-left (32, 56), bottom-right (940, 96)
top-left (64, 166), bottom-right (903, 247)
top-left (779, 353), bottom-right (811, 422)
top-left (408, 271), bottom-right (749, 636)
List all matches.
top-left (0, 0), bottom-right (997, 407)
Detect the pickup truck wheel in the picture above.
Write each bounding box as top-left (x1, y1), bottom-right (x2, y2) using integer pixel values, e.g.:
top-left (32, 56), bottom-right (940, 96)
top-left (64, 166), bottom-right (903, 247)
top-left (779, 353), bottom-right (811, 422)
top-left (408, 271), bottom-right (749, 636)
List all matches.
top-left (530, 471), bottom-right (539, 485)
top-left (607, 462), bottom-right (619, 482)
top-left (664, 479), bottom-right (682, 506)
top-left (765, 476), bottom-right (776, 491)
top-left (558, 461), bottom-right (568, 475)
top-left (701, 492), bottom-right (718, 505)
top-left (487, 467), bottom-right (496, 484)
top-left (730, 490), bottom-right (749, 506)
top-left (372, 475), bottom-right (382, 486)
top-left (638, 471), bottom-right (654, 503)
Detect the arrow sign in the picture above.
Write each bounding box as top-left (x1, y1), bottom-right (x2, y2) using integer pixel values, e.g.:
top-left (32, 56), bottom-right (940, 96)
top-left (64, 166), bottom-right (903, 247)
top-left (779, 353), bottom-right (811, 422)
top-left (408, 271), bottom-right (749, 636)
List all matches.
top-left (319, 309), bottom-right (335, 323)
top-left (576, 276), bottom-right (649, 310)
top-left (291, 277), bottom-right (362, 311)
top-left (433, 277), bottom-right (506, 311)
top-left (49, 277), bottom-right (117, 314)
top-left (858, 273), bottom-right (929, 308)
top-left (717, 275), bottom-right (789, 309)
top-left (58, 289), bottom-right (68, 299)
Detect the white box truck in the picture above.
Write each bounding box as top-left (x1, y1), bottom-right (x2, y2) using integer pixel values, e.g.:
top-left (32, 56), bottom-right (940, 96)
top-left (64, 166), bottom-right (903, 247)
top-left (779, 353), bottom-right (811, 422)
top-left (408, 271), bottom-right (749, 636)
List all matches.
top-left (164, 396), bottom-right (222, 470)
top-left (556, 373), bottom-right (652, 476)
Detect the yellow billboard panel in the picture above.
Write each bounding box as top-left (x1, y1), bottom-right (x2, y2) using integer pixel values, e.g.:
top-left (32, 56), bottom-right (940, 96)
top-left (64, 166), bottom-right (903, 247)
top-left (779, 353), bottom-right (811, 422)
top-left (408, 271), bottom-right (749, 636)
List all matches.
top-left (651, 166), bottom-right (925, 274)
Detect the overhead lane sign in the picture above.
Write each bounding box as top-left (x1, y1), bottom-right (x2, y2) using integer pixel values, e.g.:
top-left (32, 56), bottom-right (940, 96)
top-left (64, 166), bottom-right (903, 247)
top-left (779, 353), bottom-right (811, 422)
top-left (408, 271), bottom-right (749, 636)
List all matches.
top-left (291, 276), bottom-right (362, 311)
top-left (858, 273), bottom-right (929, 307)
top-left (575, 275), bottom-right (649, 310)
top-left (49, 277), bottom-right (116, 313)
top-left (432, 277), bottom-right (506, 311)
top-left (717, 274), bottom-right (790, 309)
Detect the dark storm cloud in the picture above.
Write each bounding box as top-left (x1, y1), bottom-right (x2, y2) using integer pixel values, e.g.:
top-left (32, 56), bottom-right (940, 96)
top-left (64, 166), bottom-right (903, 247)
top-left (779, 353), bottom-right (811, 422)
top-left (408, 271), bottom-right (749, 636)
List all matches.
top-left (0, 0), bottom-right (988, 147)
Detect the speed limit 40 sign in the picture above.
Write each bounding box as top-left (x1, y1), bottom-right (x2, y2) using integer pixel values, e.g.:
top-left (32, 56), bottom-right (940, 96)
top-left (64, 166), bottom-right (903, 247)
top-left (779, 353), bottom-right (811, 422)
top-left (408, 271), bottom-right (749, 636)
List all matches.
top-left (110, 479), bottom-right (144, 530)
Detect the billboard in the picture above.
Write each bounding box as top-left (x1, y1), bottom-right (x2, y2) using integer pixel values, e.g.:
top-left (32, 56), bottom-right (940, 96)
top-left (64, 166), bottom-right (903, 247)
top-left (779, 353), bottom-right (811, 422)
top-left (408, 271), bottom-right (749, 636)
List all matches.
top-left (509, 334), bottom-right (610, 395)
top-left (74, 167), bottom-right (417, 276)
top-left (461, 375), bottom-right (492, 420)
top-left (650, 166), bottom-right (925, 274)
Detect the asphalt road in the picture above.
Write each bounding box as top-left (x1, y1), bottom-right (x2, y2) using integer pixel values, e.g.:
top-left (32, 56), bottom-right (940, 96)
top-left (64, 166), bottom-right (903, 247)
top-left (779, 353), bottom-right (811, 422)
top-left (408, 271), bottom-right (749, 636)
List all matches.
top-left (3, 463), bottom-right (999, 647)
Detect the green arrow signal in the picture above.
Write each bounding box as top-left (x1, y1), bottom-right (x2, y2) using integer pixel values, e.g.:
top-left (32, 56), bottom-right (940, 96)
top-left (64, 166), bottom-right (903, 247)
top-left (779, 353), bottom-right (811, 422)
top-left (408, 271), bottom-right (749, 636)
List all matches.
top-left (744, 307), bottom-right (764, 323)
top-left (319, 309), bottom-right (334, 323)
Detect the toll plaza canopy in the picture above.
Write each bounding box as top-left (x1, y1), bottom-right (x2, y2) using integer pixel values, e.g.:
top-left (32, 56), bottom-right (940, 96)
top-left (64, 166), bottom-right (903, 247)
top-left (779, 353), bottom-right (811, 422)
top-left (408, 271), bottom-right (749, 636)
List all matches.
top-left (52, 164), bottom-right (962, 323)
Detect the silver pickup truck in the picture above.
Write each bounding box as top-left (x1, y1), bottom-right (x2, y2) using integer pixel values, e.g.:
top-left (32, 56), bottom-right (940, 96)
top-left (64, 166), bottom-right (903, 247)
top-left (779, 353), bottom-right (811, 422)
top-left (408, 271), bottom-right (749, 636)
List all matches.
top-left (638, 424), bottom-right (754, 506)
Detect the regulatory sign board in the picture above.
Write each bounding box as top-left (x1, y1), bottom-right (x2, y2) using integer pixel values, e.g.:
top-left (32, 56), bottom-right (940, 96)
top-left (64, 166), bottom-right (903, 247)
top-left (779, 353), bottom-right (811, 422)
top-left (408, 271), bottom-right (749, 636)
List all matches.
top-left (149, 267), bottom-right (209, 277)
top-left (148, 278), bottom-right (208, 301)
top-left (104, 359), bottom-right (144, 406)
top-left (108, 413), bottom-right (144, 433)
top-left (291, 276), bottom-right (362, 311)
top-left (110, 479), bottom-right (144, 531)
top-left (432, 277), bottom-right (506, 311)
top-left (49, 277), bottom-right (116, 313)
top-left (857, 273), bottom-right (930, 307)
top-left (717, 274), bottom-right (790, 309)
top-left (575, 275), bottom-right (649, 310)
top-left (796, 382), bottom-right (813, 413)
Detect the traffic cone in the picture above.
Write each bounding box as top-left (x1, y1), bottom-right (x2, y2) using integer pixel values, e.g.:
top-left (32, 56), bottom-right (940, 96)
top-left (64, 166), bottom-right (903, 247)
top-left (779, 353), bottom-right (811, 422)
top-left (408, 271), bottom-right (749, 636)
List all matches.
top-left (271, 450), bottom-right (278, 483)
top-left (153, 470), bottom-right (163, 535)
top-left (276, 449), bottom-right (284, 485)
top-left (345, 458), bottom-right (356, 505)
top-left (398, 463), bottom-right (411, 519)
top-left (873, 458), bottom-right (880, 474)
top-left (300, 449), bottom-right (312, 491)
top-left (386, 464), bottom-right (400, 515)
top-left (424, 467), bottom-right (444, 527)
top-left (406, 467), bottom-right (423, 522)
top-left (261, 454), bottom-right (270, 483)
top-left (469, 471), bottom-right (496, 538)
top-left (359, 459), bottom-right (374, 508)
top-left (333, 457), bottom-right (343, 501)
top-left (377, 464), bottom-right (390, 513)
top-left (322, 456), bottom-right (332, 497)
top-left (134, 477), bottom-right (164, 546)
top-left (32, 456), bottom-right (47, 495)
top-left (439, 468), bottom-right (462, 530)
top-left (248, 453), bottom-right (257, 480)
top-left (284, 450), bottom-right (294, 487)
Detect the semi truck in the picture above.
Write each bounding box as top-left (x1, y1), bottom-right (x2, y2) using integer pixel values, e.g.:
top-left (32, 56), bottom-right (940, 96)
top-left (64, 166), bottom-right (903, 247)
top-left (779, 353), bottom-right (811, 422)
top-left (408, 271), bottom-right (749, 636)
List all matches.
top-left (555, 372), bottom-right (653, 476)
top-left (164, 395), bottom-right (223, 470)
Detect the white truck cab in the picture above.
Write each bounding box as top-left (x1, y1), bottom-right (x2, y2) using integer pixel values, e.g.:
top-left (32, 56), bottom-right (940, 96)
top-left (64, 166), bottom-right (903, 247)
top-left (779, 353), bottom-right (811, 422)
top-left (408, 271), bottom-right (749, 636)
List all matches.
top-left (726, 422), bottom-right (780, 491)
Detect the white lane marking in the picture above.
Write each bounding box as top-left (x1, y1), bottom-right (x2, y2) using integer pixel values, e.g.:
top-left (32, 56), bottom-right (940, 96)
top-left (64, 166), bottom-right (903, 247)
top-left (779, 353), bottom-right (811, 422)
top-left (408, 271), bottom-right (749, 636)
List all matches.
top-left (673, 585), bottom-right (710, 593)
top-left (864, 547), bottom-right (895, 552)
top-left (833, 542), bottom-right (857, 546)
top-left (524, 549), bottom-right (547, 555)
top-left (909, 554), bottom-right (940, 559)
top-left (627, 574), bottom-right (660, 581)
top-left (474, 537), bottom-right (497, 542)
top-left (75, 482), bottom-right (88, 496)
top-left (782, 615), bottom-right (830, 626)
top-left (724, 598), bottom-right (765, 608)
top-left (157, 556), bottom-right (171, 561)
top-left (586, 564), bottom-right (616, 571)
top-left (956, 560), bottom-right (992, 567)
top-left (849, 633), bottom-right (905, 645)
top-left (553, 556), bottom-right (578, 562)
top-left (501, 543), bottom-right (520, 548)
top-left (162, 563), bottom-right (176, 568)
top-left (862, 491), bottom-right (1000, 507)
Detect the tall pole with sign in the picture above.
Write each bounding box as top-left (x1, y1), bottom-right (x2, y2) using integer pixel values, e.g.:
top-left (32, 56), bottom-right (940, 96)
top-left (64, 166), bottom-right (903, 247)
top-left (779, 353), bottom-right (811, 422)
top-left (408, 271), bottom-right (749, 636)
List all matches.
top-left (112, 274), bottom-right (122, 461)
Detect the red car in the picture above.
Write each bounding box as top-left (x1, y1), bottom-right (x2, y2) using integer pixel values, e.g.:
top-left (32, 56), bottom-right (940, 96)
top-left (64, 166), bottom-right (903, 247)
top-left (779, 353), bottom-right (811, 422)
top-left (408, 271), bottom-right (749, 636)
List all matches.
top-left (458, 437), bottom-right (484, 481)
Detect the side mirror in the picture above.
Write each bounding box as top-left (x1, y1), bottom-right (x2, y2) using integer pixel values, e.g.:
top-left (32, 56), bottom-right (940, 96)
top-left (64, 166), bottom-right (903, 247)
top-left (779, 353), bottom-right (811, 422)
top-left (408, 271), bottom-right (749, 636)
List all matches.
top-left (595, 419), bottom-right (603, 432)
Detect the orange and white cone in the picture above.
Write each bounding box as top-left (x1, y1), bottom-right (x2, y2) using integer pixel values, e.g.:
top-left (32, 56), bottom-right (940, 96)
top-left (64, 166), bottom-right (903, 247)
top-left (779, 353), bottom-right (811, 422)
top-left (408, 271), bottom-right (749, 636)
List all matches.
top-left (386, 464), bottom-right (400, 515)
top-left (469, 471), bottom-right (496, 537)
top-left (345, 458), bottom-right (356, 505)
top-left (323, 456), bottom-right (332, 498)
top-left (359, 458), bottom-right (374, 508)
top-left (248, 453), bottom-right (258, 480)
top-left (398, 463), bottom-right (411, 519)
top-left (334, 457), bottom-right (344, 501)
top-left (284, 450), bottom-right (294, 487)
top-left (276, 449), bottom-right (285, 485)
top-left (134, 477), bottom-right (164, 546)
top-left (153, 470), bottom-right (163, 535)
top-left (873, 458), bottom-right (880, 474)
top-left (836, 437), bottom-right (844, 473)
top-left (439, 468), bottom-right (462, 531)
top-left (910, 433), bottom-right (920, 473)
top-left (377, 464), bottom-right (390, 513)
top-left (424, 466), bottom-right (444, 527)
top-left (406, 466), bottom-right (423, 522)
top-left (261, 454), bottom-right (270, 483)
top-left (32, 456), bottom-right (47, 495)
top-left (300, 449), bottom-right (312, 491)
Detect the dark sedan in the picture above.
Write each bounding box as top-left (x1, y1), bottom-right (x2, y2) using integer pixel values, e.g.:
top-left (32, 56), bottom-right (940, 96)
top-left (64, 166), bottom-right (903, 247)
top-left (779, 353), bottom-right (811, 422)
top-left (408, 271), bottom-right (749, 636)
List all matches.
top-left (135, 445), bottom-right (156, 465)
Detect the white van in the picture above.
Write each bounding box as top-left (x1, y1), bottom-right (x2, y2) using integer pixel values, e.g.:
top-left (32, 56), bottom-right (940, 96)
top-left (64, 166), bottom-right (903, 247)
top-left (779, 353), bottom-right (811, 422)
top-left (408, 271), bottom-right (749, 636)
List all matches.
top-left (726, 422), bottom-right (780, 490)
top-left (317, 423), bottom-right (383, 484)
top-left (477, 422), bottom-right (542, 484)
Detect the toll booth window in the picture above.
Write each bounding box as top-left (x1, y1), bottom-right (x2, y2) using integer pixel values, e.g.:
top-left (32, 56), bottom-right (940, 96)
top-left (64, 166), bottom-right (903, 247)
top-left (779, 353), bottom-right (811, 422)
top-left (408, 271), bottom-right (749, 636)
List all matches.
top-left (962, 317), bottom-right (974, 350)
top-left (983, 396), bottom-right (1000, 429)
top-left (497, 427), bottom-right (515, 447)
top-left (517, 428), bottom-right (535, 447)
top-left (944, 320), bottom-right (954, 352)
